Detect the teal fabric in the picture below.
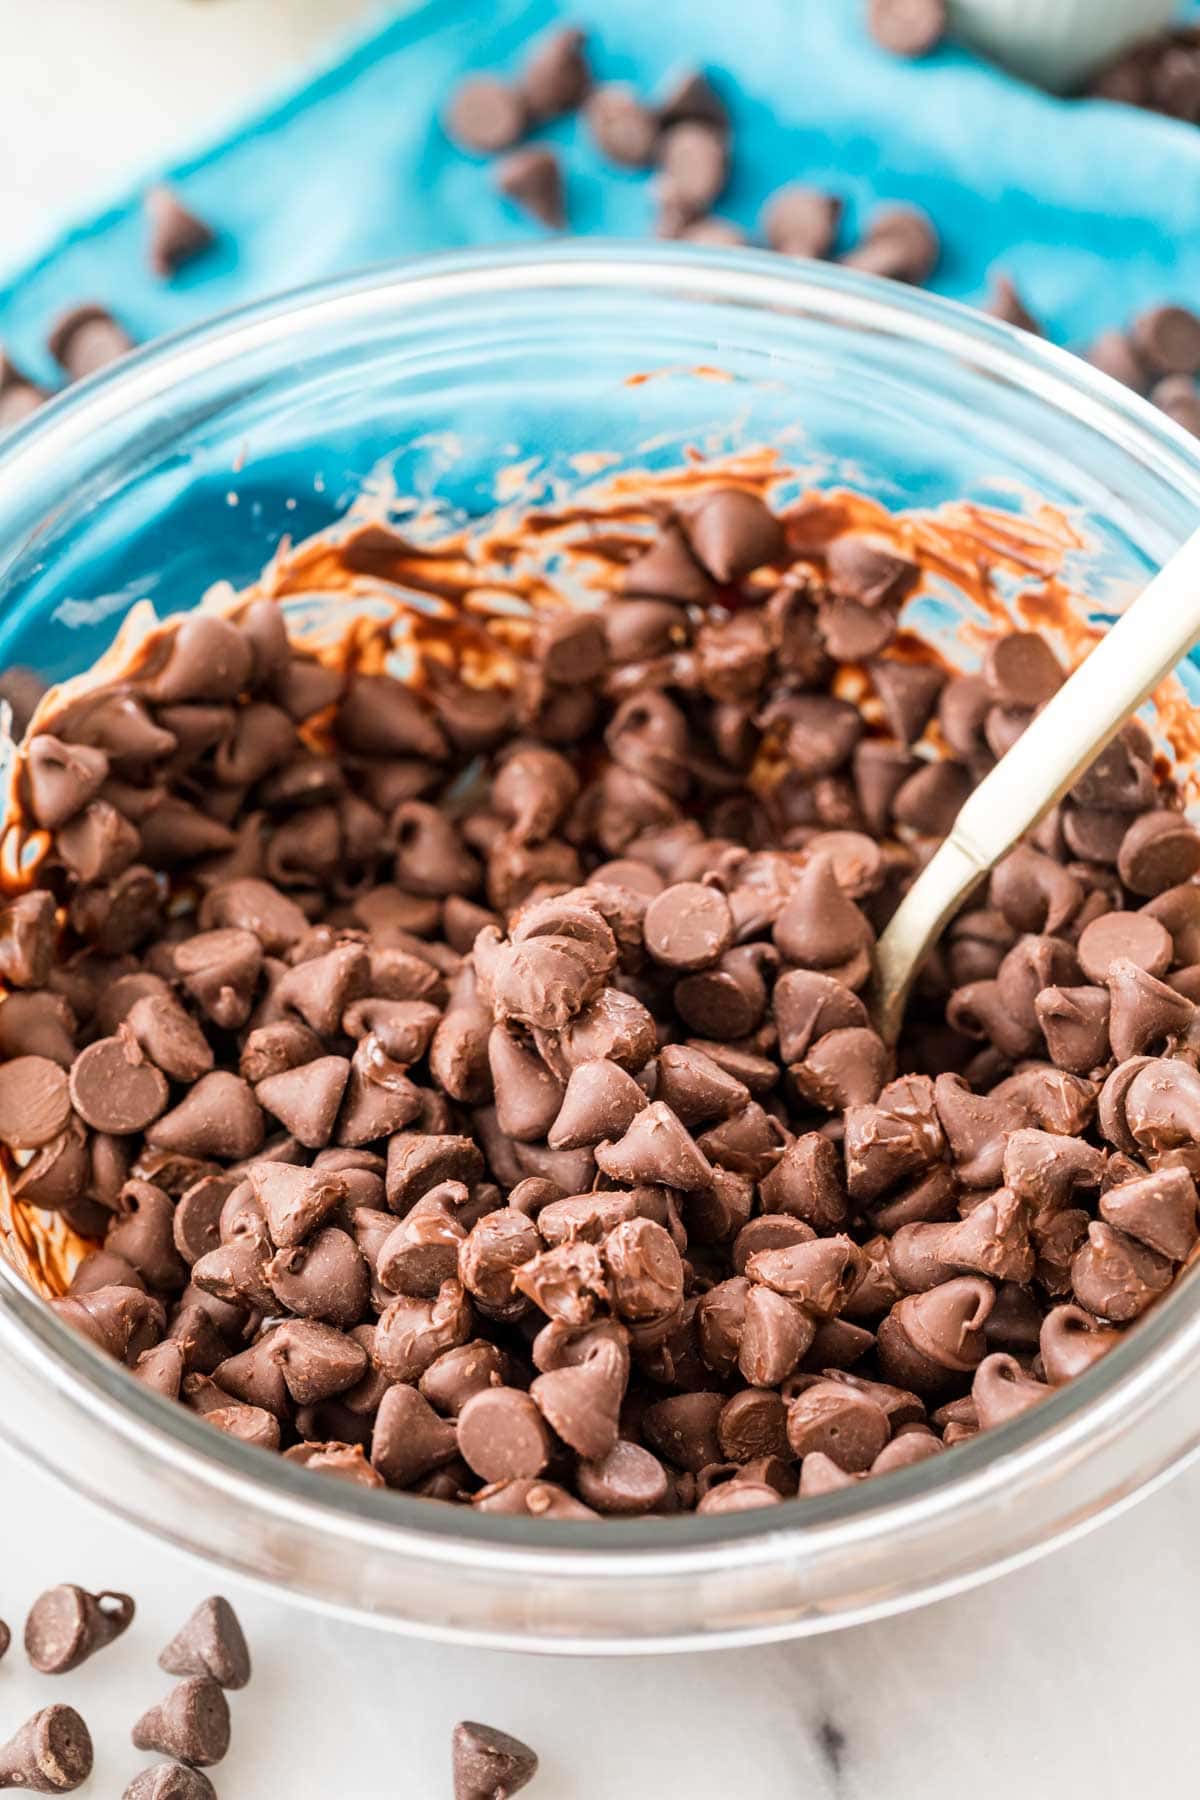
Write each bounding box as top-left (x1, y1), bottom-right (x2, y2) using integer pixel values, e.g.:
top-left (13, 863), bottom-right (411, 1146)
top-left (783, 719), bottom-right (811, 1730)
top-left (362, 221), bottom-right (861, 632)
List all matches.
top-left (3, 0), bottom-right (1200, 387)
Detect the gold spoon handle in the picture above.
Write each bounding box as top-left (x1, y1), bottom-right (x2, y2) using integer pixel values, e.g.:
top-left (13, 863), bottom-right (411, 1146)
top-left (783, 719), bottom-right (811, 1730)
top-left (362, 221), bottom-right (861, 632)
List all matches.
top-left (872, 523), bottom-right (1200, 1044)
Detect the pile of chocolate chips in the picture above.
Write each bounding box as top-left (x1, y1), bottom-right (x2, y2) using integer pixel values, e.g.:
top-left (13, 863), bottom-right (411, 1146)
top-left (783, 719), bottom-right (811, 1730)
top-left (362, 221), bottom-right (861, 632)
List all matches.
top-left (4, 484), bottom-right (1200, 1520)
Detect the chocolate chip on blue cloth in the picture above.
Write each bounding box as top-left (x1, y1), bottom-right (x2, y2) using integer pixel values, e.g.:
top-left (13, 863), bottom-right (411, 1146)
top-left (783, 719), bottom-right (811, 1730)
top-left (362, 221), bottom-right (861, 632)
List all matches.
top-left (0, 353), bottom-right (47, 430)
top-left (761, 185), bottom-right (842, 258)
top-left (868, 0), bottom-right (947, 59)
top-left (145, 185), bottom-right (216, 278)
top-left (520, 26), bottom-right (591, 120)
top-left (446, 76), bottom-right (527, 153)
top-left (585, 85), bottom-right (659, 166)
top-left (495, 147), bottom-right (566, 229)
top-left (46, 303), bottom-right (134, 380)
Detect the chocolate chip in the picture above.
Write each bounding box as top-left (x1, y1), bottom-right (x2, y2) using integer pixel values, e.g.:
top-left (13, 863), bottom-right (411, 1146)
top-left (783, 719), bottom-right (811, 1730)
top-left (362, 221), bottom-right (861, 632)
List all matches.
top-left (868, 0), bottom-right (947, 57)
top-left (0, 360), bottom-right (47, 432)
top-left (0, 1056), bottom-right (71, 1149)
top-left (123, 1769), bottom-right (216, 1800)
top-left (843, 205), bottom-right (939, 284)
top-left (0, 1706), bottom-right (93, 1793)
top-left (457, 1387), bottom-right (551, 1482)
top-left (1131, 304), bottom-right (1200, 376)
top-left (148, 1071), bottom-right (264, 1161)
top-left (761, 185), bottom-right (842, 258)
top-left (495, 147), bottom-right (566, 229)
top-left (47, 303), bottom-right (134, 379)
top-left (1086, 330), bottom-right (1149, 392)
top-left (131, 1678), bottom-right (230, 1769)
top-left (446, 76), bottom-right (527, 153)
top-left (584, 83), bottom-right (659, 165)
top-left (452, 1721), bottom-right (538, 1800)
top-left (657, 121), bottom-right (728, 222)
top-left (24, 1585), bottom-right (134, 1674)
top-left (145, 185), bottom-right (215, 277)
top-left (520, 26), bottom-right (590, 120)
top-left (684, 489), bottom-right (785, 583)
top-left (1151, 374), bottom-right (1200, 436)
top-left (986, 276), bottom-right (1042, 335)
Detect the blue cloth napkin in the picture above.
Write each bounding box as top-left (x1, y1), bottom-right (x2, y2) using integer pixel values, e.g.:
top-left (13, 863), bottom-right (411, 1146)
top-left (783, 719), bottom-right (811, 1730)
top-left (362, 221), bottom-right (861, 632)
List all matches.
top-left (3, 0), bottom-right (1200, 388)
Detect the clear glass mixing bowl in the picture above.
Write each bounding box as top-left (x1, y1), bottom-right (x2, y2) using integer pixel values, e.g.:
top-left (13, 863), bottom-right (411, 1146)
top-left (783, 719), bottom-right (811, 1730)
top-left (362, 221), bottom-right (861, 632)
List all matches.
top-left (1, 244), bottom-right (1200, 1654)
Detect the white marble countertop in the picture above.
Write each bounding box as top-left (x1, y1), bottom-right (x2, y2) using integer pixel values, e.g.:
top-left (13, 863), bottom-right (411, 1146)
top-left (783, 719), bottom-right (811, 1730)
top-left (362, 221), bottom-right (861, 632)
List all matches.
top-left (2, 4), bottom-right (1199, 1795)
top-left (5, 1437), bottom-right (1199, 1797)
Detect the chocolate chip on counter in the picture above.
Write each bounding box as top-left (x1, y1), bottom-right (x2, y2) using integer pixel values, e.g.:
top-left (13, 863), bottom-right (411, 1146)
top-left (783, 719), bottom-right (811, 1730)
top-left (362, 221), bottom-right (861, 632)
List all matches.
top-left (867, 0), bottom-right (947, 58)
top-left (453, 1721), bottom-right (539, 1800)
top-left (123, 1768), bottom-right (217, 1800)
top-left (47, 303), bottom-right (135, 380)
top-left (131, 1678), bottom-right (231, 1769)
top-left (446, 76), bottom-right (528, 153)
top-left (158, 1596), bottom-right (250, 1691)
top-left (24, 1584), bottom-right (134, 1675)
top-left (145, 185), bottom-right (216, 278)
top-left (0, 1706), bottom-right (93, 1793)
top-left (495, 147), bottom-right (566, 229)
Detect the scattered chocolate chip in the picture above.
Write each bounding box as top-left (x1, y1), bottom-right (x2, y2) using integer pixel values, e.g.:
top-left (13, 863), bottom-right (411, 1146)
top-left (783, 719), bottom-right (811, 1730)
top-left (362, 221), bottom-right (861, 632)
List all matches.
top-left (843, 204), bottom-right (939, 284)
top-left (1131, 304), bottom-right (1200, 377)
top-left (986, 276), bottom-right (1041, 335)
top-left (453, 1721), bottom-right (539, 1800)
top-left (0, 1706), bottom-right (93, 1793)
top-left (145, 185), bottom-right (216, 278)
top-left (520, 26), bottom-right (590, 121)
top-left (46, 304), bottom-right (134, 380)
top-left (24, 1584), bottom-right (134, 1675)
top-left (761, 186), bottom-right (842, 258)
top-left (495, 146), bottom-right (566, 229)
top-left (867, 0), bottom-right (947, 59)
top-left (1086, 330), bottom-right (1149, 392)
top-left (158, 1596), bottom-right (250, 1690)
top-left (131, 1679), bottom-right (231, 1769)
top-left (446, 76), bottom-right (527, 154)
top-left (123, 1769), bottom-right (216, 1800)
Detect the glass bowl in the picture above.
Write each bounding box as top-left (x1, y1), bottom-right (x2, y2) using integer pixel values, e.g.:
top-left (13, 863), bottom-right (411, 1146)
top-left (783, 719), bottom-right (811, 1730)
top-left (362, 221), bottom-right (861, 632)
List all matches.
top-left (2, 244), bottom-right (1200, 1655)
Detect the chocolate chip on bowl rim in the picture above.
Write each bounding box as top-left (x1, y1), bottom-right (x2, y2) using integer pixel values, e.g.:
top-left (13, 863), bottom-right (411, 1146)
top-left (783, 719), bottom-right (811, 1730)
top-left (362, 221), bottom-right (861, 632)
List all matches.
top-left (1, 248), bottom-right (1200, 1652)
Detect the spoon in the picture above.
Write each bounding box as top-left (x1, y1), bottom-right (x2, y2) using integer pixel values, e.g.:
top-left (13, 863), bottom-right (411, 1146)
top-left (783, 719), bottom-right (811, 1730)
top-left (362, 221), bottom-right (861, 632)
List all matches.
top-left (871, 524), bottom-right (1200, 1045)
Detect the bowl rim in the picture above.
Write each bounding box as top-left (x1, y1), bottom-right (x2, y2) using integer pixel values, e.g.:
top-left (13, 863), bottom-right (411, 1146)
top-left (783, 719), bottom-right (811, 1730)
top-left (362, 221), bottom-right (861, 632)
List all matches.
top-left (4, 239), bottom-right (1200, 1577)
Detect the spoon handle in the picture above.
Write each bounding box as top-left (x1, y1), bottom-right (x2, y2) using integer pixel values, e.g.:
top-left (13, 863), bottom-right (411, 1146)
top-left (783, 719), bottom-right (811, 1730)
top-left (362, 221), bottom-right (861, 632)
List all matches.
top-left (872, 522), bottom-right (1200, 1043)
